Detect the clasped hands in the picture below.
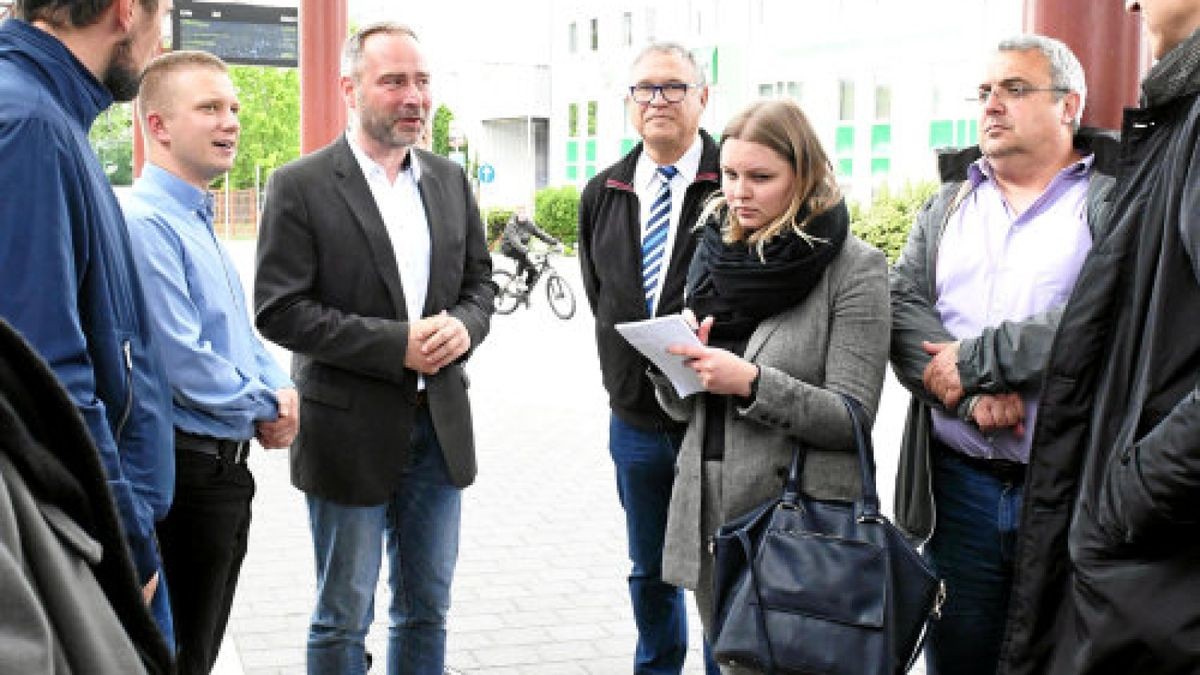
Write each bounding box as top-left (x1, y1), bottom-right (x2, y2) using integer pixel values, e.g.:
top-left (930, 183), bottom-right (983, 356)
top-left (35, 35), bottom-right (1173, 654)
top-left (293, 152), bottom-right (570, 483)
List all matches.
top-left (922, 341), bottom-right (1024, 436)
top-left (256, 387), bottom-right (299, 449)
top-left (405, 310), bottom-right (470, 376)
top-left (666, 310), bottom-right (758, 397)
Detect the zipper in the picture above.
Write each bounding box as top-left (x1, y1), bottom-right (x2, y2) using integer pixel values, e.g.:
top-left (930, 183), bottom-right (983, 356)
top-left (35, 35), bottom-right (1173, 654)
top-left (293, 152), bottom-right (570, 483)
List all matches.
top-left (115, 339), bottom-right (134, 440)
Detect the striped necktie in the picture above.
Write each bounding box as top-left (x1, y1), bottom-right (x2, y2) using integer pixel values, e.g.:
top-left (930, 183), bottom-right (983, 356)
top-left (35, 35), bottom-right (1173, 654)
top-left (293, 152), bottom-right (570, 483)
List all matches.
top-left (641, 165), bottom-right (679, 315)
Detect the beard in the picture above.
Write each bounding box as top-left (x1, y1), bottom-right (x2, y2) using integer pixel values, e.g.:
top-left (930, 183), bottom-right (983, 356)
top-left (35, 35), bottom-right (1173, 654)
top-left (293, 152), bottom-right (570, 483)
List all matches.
top-left (102, 38), bottom-right (142, 102)
top-left (358, 96), bottom-right (426, 149)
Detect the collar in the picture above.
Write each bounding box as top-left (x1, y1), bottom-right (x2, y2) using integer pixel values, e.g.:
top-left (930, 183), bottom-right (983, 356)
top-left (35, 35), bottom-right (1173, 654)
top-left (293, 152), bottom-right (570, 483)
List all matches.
top-left (346, 131), bottom-right (422, 183)
top-left (968, 152), bottom-right (1094, 188)
top-left (635, 134), bottom-right (704, 192)
top-left (1142, 26), bottom-right (1200, 107)
top-left (0, 19), bottom-right (112, 129)
top-left (139, 163), bottom-right (212, 218)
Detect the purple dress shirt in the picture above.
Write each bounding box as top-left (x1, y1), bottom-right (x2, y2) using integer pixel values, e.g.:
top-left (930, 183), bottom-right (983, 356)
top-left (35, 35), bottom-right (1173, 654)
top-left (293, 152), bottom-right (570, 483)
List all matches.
top-left (930, 155), bottom-right (1094, 463)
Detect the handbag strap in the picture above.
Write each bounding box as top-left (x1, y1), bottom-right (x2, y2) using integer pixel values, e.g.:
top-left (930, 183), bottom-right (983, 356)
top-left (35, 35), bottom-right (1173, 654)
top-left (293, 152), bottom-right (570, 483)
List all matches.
top-left (839, 394), bottom-right (883, 520)
top-left (736, 528), bottom-right (777, 675)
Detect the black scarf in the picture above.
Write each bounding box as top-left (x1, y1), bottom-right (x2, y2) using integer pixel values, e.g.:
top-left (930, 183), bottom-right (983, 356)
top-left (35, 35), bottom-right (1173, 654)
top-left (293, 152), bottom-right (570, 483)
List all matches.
top-left (687, 200), bottom-right (849, 341)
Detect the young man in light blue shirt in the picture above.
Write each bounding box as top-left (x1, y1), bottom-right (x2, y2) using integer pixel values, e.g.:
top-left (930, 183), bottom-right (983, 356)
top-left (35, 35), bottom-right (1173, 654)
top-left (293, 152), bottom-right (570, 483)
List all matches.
top-left (123, 50), bottom-right (298, 675)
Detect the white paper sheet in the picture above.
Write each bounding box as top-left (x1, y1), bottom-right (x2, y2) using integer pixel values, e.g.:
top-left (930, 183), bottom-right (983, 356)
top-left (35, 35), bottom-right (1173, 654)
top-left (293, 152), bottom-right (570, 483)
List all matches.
top-left (615, 314), bottom-right (705, 397)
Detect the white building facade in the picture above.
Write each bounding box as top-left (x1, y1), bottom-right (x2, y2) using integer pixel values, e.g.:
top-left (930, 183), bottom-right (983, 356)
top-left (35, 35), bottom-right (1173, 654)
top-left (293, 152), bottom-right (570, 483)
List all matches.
top-left (550, 0), bottom-right (1024, 205)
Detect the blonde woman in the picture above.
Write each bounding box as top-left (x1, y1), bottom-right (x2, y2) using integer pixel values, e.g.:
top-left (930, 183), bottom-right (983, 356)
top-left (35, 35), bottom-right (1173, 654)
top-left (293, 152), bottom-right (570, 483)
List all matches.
top-left (652, 99), bottom-right (890, 672)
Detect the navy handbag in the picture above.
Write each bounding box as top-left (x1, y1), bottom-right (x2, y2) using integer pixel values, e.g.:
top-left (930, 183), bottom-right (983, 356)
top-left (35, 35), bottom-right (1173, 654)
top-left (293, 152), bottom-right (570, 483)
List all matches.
top-left (711, 395), bottom-right (945, 674)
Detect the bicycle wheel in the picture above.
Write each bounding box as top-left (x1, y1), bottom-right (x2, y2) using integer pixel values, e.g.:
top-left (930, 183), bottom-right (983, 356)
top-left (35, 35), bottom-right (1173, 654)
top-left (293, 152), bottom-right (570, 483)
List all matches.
top-left (492, 270), bottom-right (522, 314)
top-left (545, 272), bottom-right (576, 320)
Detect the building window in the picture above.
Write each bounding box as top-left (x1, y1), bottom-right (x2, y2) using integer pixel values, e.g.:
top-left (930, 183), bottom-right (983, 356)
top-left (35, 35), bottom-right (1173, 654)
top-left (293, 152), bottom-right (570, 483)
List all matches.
top-left (871, 124), bottom-right (891, 155)
top-left (838, 80), bottom-right (855, 121)
top-left (836, 127), bottom-right (856, 154)
top-left (622, 12), bottom-right (633, 46)
top-left (568, 103), bottom-right (578, 138)
top-left (757, 81), bottom-right (802, 102)
top-left (566, 141), bottom-right (578, 163)
top-left (929, 83), bottom-right (976, 149)
top-left (620, 138), bottom-right (637, 154)
top-left (870, 84), bottom-right (891, 179)
top-left (585, 139), bottom-right (597, 162)
top-left (587, 101), bottom-right (598, 137)
top-left (566, 164), bottom-right (578, 180)
top-left (590, 18), bottom-right (598, 51)
top-left (568, 22), bottom-right (577, 53)
top-left (836, 79), bottom-right (856, 182)
top-left (875, 84), bottom-right (891, 120)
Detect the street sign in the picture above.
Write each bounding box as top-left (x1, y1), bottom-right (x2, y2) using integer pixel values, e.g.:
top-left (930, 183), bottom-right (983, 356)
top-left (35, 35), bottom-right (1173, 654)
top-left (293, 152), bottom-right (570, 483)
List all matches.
top-left (477, 164), bottom-right (496, 184)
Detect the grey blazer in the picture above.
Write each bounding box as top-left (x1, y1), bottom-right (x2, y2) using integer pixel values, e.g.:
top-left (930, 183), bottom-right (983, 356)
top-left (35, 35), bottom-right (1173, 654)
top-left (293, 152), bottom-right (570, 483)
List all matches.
top-left (653, 235), bottom-right (890, 589)
top-left (255, 137), bottom-right (495, 505)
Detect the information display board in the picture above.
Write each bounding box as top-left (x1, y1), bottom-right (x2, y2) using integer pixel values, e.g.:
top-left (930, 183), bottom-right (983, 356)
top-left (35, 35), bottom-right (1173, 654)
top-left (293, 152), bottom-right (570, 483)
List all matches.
top-left (173, 1), bottom-right (298, 67)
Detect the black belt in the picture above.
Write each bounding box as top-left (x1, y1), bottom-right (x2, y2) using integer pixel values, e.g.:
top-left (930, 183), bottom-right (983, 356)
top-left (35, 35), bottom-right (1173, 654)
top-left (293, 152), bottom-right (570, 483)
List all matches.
top-left (935, 440), bottom-right (1026, 484)
top-left (174, 429), bottom-right (250, 464)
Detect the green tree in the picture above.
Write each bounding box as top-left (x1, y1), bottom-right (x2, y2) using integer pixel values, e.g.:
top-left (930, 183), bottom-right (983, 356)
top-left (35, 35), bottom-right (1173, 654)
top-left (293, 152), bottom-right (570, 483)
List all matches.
top-left (225, 65), bottom-right (300, 189)
top-left (89, 103), bottom-right (133, 186)
top-left (432, 104), bottom-right (453, 157)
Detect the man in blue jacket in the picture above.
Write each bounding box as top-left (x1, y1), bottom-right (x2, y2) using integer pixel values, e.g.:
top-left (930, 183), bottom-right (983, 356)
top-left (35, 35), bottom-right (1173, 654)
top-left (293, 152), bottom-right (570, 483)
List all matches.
top-left (0, 0), bottom-right (177, 646)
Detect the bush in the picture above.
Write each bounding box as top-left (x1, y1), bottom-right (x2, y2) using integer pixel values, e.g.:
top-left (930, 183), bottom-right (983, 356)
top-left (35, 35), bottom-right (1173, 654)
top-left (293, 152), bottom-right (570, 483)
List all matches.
top-left (483, 207), bottom-right (515, 248)
top-left (850, 181), bottom-right (938, 263)
top-left (534, 185), bottom-right (581, 246)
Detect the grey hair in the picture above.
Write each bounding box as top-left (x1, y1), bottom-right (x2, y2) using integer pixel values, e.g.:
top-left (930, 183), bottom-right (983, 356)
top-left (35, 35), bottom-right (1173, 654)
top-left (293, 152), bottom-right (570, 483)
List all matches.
top-left (340, 22), bottom-right (420, 79)
top-left (997, 34), bottom-right (1087, 130)
top-left (631, 42), bottom-right (706, 86)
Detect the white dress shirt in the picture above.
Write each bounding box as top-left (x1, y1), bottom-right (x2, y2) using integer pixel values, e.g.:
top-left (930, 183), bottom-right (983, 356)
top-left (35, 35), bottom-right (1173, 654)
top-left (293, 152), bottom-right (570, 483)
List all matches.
top-left (347, 134), bottom-right (432, 387)
top-left (635, 134), bottom-right (704, 316)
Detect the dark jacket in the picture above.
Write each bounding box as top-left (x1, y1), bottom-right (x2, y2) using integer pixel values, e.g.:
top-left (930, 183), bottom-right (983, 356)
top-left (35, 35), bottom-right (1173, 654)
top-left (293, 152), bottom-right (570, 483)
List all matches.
top-left (500, 216), bottom-right (556, 254)
top-left (0, 19), bottom-right (173, 583)
top-left (0, 318), bottom-right (171, 674)
top-left (255, 137), bottom-right (494, 504)
top-left (578, 131), bottom-right (721, 430)
top-left (889, 128), bottom-right (1119, 542)
top-left (998, 29), bottom-right (1200, 674)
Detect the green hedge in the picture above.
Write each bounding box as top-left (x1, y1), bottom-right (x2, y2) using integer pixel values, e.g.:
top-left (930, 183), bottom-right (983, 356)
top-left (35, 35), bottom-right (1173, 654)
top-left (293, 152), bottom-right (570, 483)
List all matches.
top-left (849, 181), bottom-right (938, 263)
top-left (483, 207), bottom-right (515, 248)
top-left (534, 185), bottom-right (580, 246)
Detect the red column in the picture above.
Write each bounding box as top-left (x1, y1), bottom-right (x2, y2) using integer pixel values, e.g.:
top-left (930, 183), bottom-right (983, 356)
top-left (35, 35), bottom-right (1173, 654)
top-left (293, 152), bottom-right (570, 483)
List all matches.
top-left (1024, 0), bottom-right (1145, 131)
top-left (300, 0), bottom-right (348, 154)
top-left (132, 115), bottom-right (145, 178)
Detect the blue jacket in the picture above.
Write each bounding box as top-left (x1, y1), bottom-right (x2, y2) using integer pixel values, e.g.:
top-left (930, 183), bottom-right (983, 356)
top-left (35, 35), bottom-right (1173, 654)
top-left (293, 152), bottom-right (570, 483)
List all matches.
top-left (0, 19), bottom-right (174, 584)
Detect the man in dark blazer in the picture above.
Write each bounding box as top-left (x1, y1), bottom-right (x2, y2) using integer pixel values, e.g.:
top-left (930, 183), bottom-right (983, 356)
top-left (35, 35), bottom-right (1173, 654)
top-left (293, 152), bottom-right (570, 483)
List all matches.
top-left (254, 22), bottom-right (494, 675)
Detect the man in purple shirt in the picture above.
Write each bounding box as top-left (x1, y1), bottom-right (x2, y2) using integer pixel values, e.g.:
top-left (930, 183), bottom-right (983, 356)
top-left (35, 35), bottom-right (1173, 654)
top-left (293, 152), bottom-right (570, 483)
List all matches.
top-left (889, 35), bottom-right (1119, 675)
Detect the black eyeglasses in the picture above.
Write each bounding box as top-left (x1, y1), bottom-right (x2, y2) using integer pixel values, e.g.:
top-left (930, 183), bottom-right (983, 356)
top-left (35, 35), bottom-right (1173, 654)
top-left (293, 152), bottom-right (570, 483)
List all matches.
top-left (970, 82), bottom-right (1069, 104)
top-left (629, 82), bottom-right (702, 104)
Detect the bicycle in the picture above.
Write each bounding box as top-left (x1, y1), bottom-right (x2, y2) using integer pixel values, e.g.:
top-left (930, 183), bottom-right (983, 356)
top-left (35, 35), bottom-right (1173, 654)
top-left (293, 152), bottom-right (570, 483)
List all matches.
top-left (492, 247), bottom-right (577, 319)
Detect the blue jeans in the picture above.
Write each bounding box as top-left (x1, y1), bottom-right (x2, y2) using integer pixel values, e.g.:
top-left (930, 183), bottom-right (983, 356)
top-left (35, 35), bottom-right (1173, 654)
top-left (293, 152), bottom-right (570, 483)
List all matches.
top-left (306, 407), bottom-right (461, 675)
top-left (924, 447), bottom-right (1025, 675)
top-left (609, 414), bottom-right (719, 675)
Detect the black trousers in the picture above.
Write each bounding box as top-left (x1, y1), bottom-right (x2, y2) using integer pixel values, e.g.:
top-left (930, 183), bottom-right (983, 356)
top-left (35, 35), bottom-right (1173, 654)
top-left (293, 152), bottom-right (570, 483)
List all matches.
top-left (157, 449), bottom-right (255, 675)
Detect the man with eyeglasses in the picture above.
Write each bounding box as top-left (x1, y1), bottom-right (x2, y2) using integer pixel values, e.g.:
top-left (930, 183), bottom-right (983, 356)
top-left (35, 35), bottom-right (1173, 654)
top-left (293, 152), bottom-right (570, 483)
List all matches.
top-left (994, 2), bottom-right (1200, 672)
top-left (889, 34), bottom-right (1119, 675)
top-left (578, 42), bottom-right (720, 675)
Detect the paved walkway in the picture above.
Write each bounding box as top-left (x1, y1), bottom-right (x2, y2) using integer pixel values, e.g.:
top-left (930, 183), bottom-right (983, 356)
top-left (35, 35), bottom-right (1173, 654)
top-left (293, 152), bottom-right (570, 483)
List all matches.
top-left (217, 243), bottom-right (917, 674)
